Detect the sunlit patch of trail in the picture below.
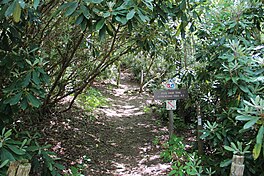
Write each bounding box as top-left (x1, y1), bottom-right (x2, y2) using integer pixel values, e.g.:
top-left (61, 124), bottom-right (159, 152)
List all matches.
top-left (88, 71), bottom-right (170, 175)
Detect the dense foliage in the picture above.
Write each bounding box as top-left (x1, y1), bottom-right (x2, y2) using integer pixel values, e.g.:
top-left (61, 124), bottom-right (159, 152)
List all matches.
top-left (0, 0), bottom-right (263, 175)
top-left (179, 0), bottom-right (264, 175)
top-left (0, 0), bottom-right (195, 123)
top-left (0, 0), bottom-right (199, 175)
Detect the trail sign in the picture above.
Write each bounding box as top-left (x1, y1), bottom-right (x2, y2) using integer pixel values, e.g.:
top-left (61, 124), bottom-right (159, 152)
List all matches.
top-left (154, 89), bottom-right (188, 100)
top-left (165, 79), bottom-right (175, 89)
top-left (154, 79), bottom-right (188, 139)
top-left (166, 100), bottom-right (176, 110)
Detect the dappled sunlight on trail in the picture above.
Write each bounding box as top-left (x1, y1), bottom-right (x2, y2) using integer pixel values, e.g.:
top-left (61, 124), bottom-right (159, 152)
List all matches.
top-left (35, 71), bottom-right (170, 176)
top-left (98, 73), bottom-right (147, 119)
top-left (86, 71), bottom-right (170, 175)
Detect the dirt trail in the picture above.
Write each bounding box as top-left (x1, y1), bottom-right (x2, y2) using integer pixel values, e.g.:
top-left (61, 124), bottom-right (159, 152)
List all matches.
top-left (86, 72), bottom-right (170, 176)
top-left (41, 72), bottom-right (171, 176)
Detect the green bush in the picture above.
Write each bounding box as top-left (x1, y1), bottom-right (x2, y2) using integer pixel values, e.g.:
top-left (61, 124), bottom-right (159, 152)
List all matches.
top-left (0, 128), bottom-right (65, 176)
top-left (161, 135), bottom-right (215, 176)
top-left (180, 0), bottom-right (264, 174)
top-left (77, 87), bottom-right (108, 112)
top-left (161, 135), bottom-right (186, 162)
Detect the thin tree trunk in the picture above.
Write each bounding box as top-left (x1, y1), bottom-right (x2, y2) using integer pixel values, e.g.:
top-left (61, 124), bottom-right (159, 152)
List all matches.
top-left (139, 69), bottom-right (144, 93)
top-left (44, 32), bottom-right (85, 107)
top-left (117, 61), bottom-right (121, 87)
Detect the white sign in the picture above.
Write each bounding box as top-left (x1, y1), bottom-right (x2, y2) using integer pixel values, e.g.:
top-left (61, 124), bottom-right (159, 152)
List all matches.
top-left (166, 100), bottom-right (176, 110)
top-left (198, 117), bottom-right (202, 125)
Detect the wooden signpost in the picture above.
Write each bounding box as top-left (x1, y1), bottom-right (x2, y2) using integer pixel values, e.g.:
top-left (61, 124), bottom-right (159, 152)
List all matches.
top-left (154, 80), bottom-right (188, 138)
top-left (230, 155), bottom-right (245, 176)
top-left (7, 161), bottom-right (31, 176)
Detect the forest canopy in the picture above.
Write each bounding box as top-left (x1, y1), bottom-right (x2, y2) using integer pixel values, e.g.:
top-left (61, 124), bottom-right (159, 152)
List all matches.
top-left (0, 0), bottom-right (263, 175)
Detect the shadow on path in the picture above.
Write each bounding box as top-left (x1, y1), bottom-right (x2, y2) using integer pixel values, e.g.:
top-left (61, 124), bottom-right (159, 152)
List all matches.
top-left (40, 72), bottom-right (171, 176)
top-left (86, 72), bottom-right (170, 176)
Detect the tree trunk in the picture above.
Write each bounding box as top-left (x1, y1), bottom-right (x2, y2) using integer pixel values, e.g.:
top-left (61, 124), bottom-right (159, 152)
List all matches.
top-left (168, 110), bottom-right (174, 139)
top-left (7, 161), bottom-right (19, 176)
top-left (139, 69), bottom-right (144, 93)
top-left (117, 61), bottom-right (121, 87)
top-left (230, 155), bottom-right (244, 176)
top-left (16, 163), bottom-right (31, 176)
top-left (7, 161), bottom-right (31, 176)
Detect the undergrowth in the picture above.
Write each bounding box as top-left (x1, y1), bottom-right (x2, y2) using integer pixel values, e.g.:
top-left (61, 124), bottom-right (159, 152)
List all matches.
top-left (77, 87), bottom-right (108, 112)
top-left (160, 135), bottom-right (215, 176)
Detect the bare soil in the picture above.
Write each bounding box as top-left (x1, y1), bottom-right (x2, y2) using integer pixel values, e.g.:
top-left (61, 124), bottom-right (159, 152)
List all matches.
top-left (36, 72), bottom-right (171, 176)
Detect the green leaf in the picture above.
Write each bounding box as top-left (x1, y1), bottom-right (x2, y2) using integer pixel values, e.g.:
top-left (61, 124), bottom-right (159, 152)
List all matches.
top-left (13, 1), bottom-right (21, 23)
top-left (263, 142), bottom-right (264, 158)
top-left (102, 11), bottom-right (110, 18)
top-left (220, 159), bottom-right (232, 167)
top-left (253, 143), bottom-right (261, 160)
top-left (244, 145), bottom-right (250, 153)
top-left (20, 98), bottom-right (28, 110)
top-left (18, 0), bottom-right (25, 8)
top-left (105, 22), bottom-right (114, 36)
top-left (4, 129), bottom-right (12, 138)
top-left (231, 142), bottom-right (238, 151)
top-left (126, 9), bottom-right (135, 20)
top-left (142, 0), bottom-right (153, 11)
top-left (0, 160), bottom-right (9, 169)
top-left (75, 15), bottom-right (84, 25)
top-left (179, 0), bottom-right (186, 10)
top-left (41, 73), bottom-right (50, 84)
top-left (26, 146), bottom-right (40, 152)
top-left (169, 169), bottom-right (177, 175)
top-left (80, 18), bottom-right (87, 31)
top-left (216, 132), bottom-right (222, 140)
top-left (128, 21), bottom-right (133, 31)
top-left (26, 93), bottom-right (42, 108)
top-left (32, 70), bottom-right (40, 85)
top-left (95, 18), bottom-right (105, 31)
top-left (5, 92), bottom-right (22, 105)
top-left (181, 13), bottom-right (187, 22)
top-left (6, 144), bottom-right (25, 155)
top-left (54, 163), bottom-right (65, 170)
top-left (2, 128), bottom-right (6, 136)
top-left (0, 148), bottom-right (15, 161)
top-left (115, 16), bottom-right (127, 25)
top-left (200, 131), bottom-right (209, 139)
top-left (21, 139), bottom-right (27, 147)
top-left (5, 0), bottom-right (16, 17)
top-left (237, 141), bottom-right (242, 152)
top-left (33, 0), bottom-right (40, 9)
top-left (81, 5), bottom-right (89, 19)
top-left (99, 25), bottom-right (106, 41)
top-left (65, 2), bottom-right (78, 17)
top-left (235, 115), bottom-right (253, 121)
top-left (70, 166), bottom-right (78, 174)
top-left (137, 9), bottom-right (149, 22)
top-left (256, 126), bottom-right (264, 144)
top-left (224, 146), bottom-right (235, 152)
top-left (48, 162), bottom-right (53, 171)
top-left (243, 117), bottom-right (259, 129)
top-left (255, 96), bottom-right (261, 104)
top-left (25, 59), bottom-right (32, 66)
top-left (22, 72), bottom-right (31, 87)
top-left (90, 0), bottom-right (103, 3)
top-left (239, 85), bottom-right (250, 94)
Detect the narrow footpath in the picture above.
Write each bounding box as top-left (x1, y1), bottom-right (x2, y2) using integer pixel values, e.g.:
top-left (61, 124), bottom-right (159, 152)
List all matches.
top-left (41, 72), bottom-right (171, 176)
top-left (87, 72), bottom-right (170, 175)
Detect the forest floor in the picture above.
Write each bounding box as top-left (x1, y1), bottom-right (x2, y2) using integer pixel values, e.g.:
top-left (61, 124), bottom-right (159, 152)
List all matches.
top-left (38, 71), bottom-right (172, 176)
